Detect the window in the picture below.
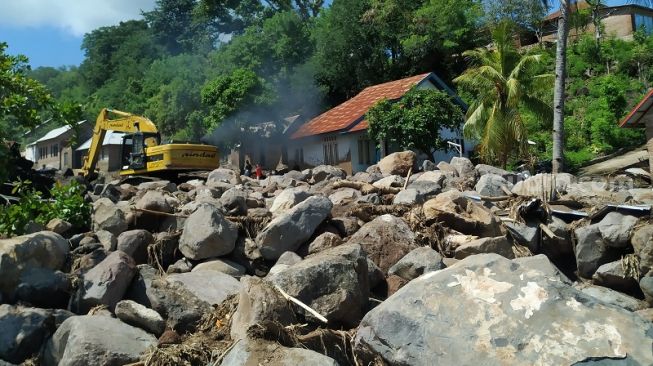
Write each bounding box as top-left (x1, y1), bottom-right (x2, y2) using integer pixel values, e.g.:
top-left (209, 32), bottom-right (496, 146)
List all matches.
top-left (63, 152), bottom-right (69, 166)
top-left (51, 144), bottom-right (58, 157)
top-left (635, 14), bottom-right (653, 34)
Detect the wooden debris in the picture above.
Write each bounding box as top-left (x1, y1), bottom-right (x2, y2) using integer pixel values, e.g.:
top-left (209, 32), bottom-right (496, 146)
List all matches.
top-left (274, 285), bottom-right (328, 324)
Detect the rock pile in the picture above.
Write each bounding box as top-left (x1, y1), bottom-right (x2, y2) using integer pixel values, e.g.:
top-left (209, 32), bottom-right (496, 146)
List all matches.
top-left (1, 151), bottom-right (652, 365)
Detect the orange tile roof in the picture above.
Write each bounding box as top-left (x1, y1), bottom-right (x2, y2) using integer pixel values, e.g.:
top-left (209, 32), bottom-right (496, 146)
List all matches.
top-left (291, 73), bottom-right (432, 139)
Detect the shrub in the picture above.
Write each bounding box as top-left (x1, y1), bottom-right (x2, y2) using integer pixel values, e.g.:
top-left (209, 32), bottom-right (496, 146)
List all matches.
top-left (0, 180), bottom-right (90, 237)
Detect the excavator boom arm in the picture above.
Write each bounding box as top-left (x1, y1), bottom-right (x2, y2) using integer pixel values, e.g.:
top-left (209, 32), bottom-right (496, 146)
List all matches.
top-left (80, 108), bottom-right (159, 178)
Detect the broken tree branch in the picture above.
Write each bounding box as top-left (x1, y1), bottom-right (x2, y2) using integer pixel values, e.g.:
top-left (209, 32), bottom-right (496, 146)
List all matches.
top-left (539, 223), bottom-right (560, 240)
top-left (274, 285), bottom-right (328, 324)
top-left (403, 167), bottom-right (413, 190)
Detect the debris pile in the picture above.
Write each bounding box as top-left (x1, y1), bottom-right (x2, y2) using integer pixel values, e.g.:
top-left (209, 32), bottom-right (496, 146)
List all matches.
top-left (1, 151), bottom-right (653, 365)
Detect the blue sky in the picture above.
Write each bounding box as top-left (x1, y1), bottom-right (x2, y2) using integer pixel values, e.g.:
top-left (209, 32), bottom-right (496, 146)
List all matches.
top-left (0, 0), bottom-right (636, 69)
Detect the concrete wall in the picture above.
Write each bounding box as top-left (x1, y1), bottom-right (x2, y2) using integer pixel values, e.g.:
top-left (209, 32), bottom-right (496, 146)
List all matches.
top-left (289, 128), bottom-right (473, 175)
top-left (34, 139), bottom-right (65, 170)
top-left (77, 145), bottom-right (122, 172)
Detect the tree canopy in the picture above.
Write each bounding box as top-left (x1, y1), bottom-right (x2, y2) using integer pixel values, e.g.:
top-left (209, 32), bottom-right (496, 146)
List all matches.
top-left (367, 88), bottom-right (464, 160)
top-left (5, 0), bottom-right (651, 172)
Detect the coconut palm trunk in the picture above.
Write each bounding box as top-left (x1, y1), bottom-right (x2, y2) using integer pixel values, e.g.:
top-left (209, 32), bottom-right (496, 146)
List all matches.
top-left (552, 0), bottom-right (570, 173)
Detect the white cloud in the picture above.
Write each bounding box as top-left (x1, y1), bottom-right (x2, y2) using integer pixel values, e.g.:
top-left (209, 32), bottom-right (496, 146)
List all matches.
top-left (0, 0), bottom-right (158, 37)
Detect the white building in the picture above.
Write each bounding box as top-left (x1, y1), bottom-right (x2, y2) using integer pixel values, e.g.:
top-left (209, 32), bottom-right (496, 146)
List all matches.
top-left (287, 72), bottom-right (473, 174)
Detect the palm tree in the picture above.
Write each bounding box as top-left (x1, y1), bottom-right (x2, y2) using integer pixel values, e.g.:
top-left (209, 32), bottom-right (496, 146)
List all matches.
top-left (454, 22), bottom-right (553, 168)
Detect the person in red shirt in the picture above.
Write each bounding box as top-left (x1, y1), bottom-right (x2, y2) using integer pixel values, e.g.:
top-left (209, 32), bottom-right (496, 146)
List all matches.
top-left (255, 164), bottom-right (263, 180)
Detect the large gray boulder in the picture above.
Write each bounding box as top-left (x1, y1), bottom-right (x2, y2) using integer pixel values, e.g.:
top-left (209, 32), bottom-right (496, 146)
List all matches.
top-left (0, 231), bottom-right (69, 297)
top-left (475, 174), bottom-right (513, 197)
top-left (0, 305), bottom-right (62, 363)
top-left (71, 250), bottom-right (137, 313)
top-left (167, 270), bottom-right (241, 306)
top-left (348, 214), bottom-right (417, 273)
top-left (219, 187), bottom-right (248, 216)
top-left (475, 164), bottom-right (518, 182)
top-left (115, 299), bottom-right (165, 336)
top-left (311, 165), bottom-right (346, 183)
top-left (597, 212), bottom-right (638, 249)
top-left (454, 236), bottom-right (515, 260)
top-left (135, 190), bottom-right (174, 214)
top-left (633, 224), bottom-right (653, 275)
top-left (270, 244), bottom-right (369, 327)
top-left (42, 315), bottom-right (157, 366)
top-left (450, 156), bottom-right (477, 180)
top-left (207, 168), bottom-right (241, 186)
top-left (116, 229), bottom-right (153, 264)
top-left (92, 198), bottom-right (128, 235)
top-left (388, 246), bottom-right (444, 281)
top-left (230, 276), bottom-right (296, 340)
top-left (592, 260), bottom-right (640, 295)
top-left (269, 187), bottom-right (311, 215)
top-left (256, 196), bottom-right (332, 260)
top-left (329, 188), bottom-right (361, 205)
top-left (192, 258), bottom-right (246, 278)
top-left (14, 267), bottom-right (71, 308)
top-left (221, 338), bottom-right (338, 366)
top-left (423, 190), bottom-right (503, 237)
top-left (378, 151), bottom-right (416, 176)
top-left (307, 232), bottom-right (343, 255)
top-left (147, 278), bottom-right (212, 333)
top-left (355, 254), bottom-right (653, 366)
top-left (576, 283), bottom-right (648, 312)
top-left (574, 224), bottom-right (620, 278)
top-left (178, 203), bottom-right (239, 260)
top-left (392, 188), bottom-right (424, 205)
top-left (512, 173), bottom-right (576, 198)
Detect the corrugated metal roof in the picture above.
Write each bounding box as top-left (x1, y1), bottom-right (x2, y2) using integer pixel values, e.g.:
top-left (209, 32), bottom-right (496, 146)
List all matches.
top-left (291, 73), bottom-right (432, 139)
top-left (76, 131), bottom-right (126, 151)
top-left (620, 89), bottom-right (653, 128)
top-left (34, 120), bottom-right (87, 143)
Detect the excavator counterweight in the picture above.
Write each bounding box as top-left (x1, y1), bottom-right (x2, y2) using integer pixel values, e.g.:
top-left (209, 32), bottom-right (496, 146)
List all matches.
top-left (80, 108), bottom-right (219, 179)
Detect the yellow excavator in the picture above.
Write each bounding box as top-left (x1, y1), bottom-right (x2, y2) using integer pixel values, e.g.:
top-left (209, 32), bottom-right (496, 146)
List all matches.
top-left (80, 108), bottom-right (219, 179)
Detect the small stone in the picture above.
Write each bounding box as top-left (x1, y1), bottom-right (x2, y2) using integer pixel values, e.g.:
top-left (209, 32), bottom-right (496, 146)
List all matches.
top-left (115, 300), bottom-right (166, 336)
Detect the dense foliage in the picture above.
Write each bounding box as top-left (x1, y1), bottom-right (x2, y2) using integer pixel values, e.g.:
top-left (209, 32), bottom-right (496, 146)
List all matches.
top-left (1, 0), bottom-right (650, 172)
top-left (367, 89), bottom-right (464, 160)
top-left (0, 180), bottom-right (91, 236)
top-left (455, 22), bottom-right (553, 167)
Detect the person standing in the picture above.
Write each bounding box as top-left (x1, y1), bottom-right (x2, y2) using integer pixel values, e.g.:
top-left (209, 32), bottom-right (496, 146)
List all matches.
top-left (244, 159), bottom-right (252, 177)
top-left (255, 164), bottom-right (263, 180)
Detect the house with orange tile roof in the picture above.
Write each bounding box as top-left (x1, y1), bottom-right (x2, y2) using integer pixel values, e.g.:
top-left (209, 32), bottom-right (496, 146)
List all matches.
top-left (287, 72), bottom-right (471, 174)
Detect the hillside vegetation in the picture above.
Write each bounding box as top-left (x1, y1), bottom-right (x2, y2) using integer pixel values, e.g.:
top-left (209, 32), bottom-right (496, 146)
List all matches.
top-left (8, 0), bottom-right (653, 170)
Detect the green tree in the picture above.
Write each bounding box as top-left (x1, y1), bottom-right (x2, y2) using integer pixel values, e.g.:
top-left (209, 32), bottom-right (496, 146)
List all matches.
top-left (312, 0), bottom-right (388, 104)
top-left (454, 22), bottom-right (553, 167)
top-left (366, 88), bottom-right (464, 160)
top-left (144, 0), bottom-right (213, 54)
top-left (142, 53), bottom-right (209, 138)
top-left (201, 68), bottom-right (275, 131)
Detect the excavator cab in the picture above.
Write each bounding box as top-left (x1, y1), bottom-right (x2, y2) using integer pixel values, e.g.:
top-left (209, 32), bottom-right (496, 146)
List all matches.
top-left (120, 132), bottom-right (161, 171)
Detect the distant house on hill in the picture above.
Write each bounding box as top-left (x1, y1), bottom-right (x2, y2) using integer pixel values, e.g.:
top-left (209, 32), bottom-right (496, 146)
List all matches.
top-left (76, 131), bottom-right (127, 172)
top-left (287, 72), bottom-right (471, 174)
top-left (542, 1), bottom-right (653, 42)
top-left (23, 121), bottom-right (91, 171)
